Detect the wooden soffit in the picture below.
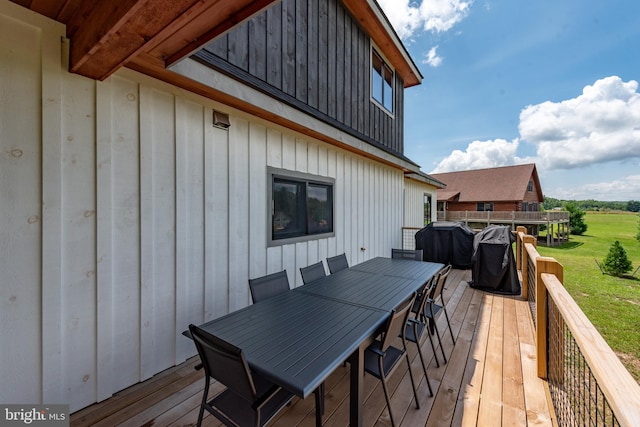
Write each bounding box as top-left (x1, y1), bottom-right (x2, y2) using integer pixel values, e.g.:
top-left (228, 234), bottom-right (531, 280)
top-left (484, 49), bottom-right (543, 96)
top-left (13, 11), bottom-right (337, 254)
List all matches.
top-left (11, 0), bottom-right (280, 81)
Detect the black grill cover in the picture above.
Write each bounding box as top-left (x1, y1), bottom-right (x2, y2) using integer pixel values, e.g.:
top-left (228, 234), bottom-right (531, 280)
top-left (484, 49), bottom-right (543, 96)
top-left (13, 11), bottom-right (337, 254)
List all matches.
top-left (470, 225), bottom-right (520, 295)
top-left (414, 222), bottom-right (475, 269)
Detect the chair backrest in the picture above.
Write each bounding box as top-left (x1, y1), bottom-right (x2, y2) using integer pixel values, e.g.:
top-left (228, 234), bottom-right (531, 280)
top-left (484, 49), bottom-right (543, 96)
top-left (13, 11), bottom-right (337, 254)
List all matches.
top-left (414, 276), bottom-right (436, 318)
top-left (391, 248), bottom-right (424, 261)
top-left (326, 253), bottom-right (349, 274)
top-left (429, 264), bottom-right (452, 301)
top-left (300, 261), bottom-right (326, 284)
top-left (379, 292), bottom-right (416, 351)
top-left (249, 270), bottom-right (290, 303)
top-left (189, 324), bottom-right (257, 402)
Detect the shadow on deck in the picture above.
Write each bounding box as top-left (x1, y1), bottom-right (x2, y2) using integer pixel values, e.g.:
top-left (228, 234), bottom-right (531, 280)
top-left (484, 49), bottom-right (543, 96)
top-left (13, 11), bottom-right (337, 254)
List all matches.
top-left (70, 268), bottom-right (553, 426)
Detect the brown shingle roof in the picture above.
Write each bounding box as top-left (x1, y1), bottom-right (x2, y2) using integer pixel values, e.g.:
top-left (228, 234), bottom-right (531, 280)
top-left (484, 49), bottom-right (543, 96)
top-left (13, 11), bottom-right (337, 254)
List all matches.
top-left (430, 164), bottom-right (543, 202)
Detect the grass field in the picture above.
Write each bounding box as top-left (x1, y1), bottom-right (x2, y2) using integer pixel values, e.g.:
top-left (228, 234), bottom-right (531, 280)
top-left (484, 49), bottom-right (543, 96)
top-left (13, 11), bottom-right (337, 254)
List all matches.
top-left (536, 212), bottom-right (640, 382)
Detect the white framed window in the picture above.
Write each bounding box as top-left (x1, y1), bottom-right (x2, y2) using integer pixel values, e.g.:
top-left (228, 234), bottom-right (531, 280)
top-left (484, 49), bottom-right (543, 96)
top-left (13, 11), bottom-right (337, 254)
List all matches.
top-left (371, 48), bottom-right (394, 113)
top-left (268, 167), bottom-right (335, 246)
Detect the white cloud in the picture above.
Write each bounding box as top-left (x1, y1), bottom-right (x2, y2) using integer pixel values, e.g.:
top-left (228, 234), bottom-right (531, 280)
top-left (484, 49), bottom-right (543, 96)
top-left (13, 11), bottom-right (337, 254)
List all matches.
top-left (431, 139), bottom-right (522, 172)
top-left (377, 0), bottom-right (473, 39)
top-left (423, 46), bottom-right (443, 67)
top-left (549, 175), bottom-right (640, 201)
top-left (519, 76), bottom-right (640, 170)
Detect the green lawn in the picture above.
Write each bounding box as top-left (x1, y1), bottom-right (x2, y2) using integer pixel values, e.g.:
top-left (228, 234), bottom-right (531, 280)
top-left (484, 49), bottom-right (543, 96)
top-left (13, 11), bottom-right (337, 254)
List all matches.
top-left (536, 212), bottom-right (640, 381)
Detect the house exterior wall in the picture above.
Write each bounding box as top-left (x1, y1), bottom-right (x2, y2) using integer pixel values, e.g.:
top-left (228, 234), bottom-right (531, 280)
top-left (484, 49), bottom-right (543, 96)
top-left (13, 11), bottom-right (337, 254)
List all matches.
top-left (0, 1), bottom-right (410, 412)
top-left (446, 201), bottom-right (521, 212)
top-left (196, 0), bottom-right (405, 156)
top-left (403, 179), bottom-right (437, 227)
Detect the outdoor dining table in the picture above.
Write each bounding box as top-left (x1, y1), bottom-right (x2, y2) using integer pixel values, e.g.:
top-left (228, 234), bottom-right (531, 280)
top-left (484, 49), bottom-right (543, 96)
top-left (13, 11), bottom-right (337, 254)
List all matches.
top-left (189, 257), bottom-right (444, 426)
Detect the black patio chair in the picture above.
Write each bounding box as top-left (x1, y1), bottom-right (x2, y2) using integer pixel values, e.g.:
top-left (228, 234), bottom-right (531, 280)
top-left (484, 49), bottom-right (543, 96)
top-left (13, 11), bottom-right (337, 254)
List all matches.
top-left (326, 253), bottom-right (349, 274)
top-left (300, 261), bottom-right (327, 284)
top-left (249, 270), bottom-right (290, 303)
top-left (364, 293), bottom-right (420, 427)
top-left (406, 275), bottom-right (441, 380)
top-left (188, 324), bottom-right (295, 427)
top-left (391, 248), bottom-right (424, 261)
top-left (423, 264), bottom-right (455, 363)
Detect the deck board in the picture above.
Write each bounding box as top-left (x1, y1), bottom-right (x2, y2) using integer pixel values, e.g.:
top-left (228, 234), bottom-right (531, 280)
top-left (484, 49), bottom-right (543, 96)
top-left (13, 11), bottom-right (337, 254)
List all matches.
top-left (70, 269), bottom-right (553, 427)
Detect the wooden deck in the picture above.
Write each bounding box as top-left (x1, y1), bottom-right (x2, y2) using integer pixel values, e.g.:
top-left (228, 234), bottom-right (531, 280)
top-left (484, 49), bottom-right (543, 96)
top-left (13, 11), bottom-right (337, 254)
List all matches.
top-left (70, 269), bottom-right (554, 427)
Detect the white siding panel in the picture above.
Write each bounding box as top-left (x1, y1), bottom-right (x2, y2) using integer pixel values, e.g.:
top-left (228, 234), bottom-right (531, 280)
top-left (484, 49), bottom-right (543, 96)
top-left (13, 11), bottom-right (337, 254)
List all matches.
top-left (228, 117), bottom-right (250, 310)
top-left (249, 123), bottom-right (268, 283)
top-left (175, 99), bottom-right (205, 360)
top-left (0, 10), bottom-right (44, 404)
top-left (101, 76), bottom-right (143, 394)
top-left (57, 73), bottom-right (98, 409)
top-left (140, 88), bottom-right (177, 379)
top-left (206, 124), bottom-right (230, 322)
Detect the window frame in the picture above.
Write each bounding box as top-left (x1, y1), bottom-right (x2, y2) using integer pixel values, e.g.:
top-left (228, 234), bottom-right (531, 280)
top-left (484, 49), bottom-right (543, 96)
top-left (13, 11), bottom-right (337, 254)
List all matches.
top-left (527, 180), bottom-right (534, 192)
top-left (370, 47), bottom-right (394, 115)
top-left (477, 202), bottom-right (494, 212)
top-left (267, 167), bottom-right (335, 247)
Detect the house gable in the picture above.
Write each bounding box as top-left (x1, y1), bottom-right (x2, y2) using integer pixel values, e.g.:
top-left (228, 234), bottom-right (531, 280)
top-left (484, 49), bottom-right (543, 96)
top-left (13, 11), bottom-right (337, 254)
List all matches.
top-left (431, 164), bottom-right (544, 211)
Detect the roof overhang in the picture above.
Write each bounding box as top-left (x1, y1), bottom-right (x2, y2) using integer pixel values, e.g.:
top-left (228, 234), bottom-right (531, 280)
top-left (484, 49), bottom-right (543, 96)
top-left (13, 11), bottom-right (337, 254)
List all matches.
top-left (11, 0), bottom-right (281, 81)
top-left (13, 0), bottom-right (421, 87)
top-left (404, 171), bottom-right (446, 189)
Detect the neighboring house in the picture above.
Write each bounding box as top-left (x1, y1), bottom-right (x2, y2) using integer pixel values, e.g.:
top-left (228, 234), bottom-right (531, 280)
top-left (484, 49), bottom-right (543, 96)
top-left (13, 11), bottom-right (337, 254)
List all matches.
top-left (431, 164), bottom-right (544, 214)
top-left (0, 0), bottom-right (442, 412)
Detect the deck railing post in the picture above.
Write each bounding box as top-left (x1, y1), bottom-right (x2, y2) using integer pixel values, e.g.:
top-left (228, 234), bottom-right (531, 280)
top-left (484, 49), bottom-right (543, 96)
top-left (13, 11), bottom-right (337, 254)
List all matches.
top-left (536, 257), bottom-right (563, 379)
top-left (521, 235), bottom-right (536, 301)
top-left (516, 226), bottom-right (527, 270)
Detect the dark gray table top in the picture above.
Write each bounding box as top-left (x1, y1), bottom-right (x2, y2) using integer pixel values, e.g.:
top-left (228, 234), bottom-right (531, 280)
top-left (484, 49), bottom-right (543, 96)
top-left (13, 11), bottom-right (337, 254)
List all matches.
top-left (349, 256), bottom-right (444, 280)
top-left (194, 290), bottom-right (387, 398)
top-left (295, 268), bottom-right (424, 312)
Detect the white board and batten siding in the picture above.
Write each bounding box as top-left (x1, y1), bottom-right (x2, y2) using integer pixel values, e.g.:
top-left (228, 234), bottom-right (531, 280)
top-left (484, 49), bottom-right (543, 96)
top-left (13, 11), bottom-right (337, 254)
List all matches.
top-left (404, 178), bottom-right (438, 227)
top-left (0, 1), bottom-right (408, 412)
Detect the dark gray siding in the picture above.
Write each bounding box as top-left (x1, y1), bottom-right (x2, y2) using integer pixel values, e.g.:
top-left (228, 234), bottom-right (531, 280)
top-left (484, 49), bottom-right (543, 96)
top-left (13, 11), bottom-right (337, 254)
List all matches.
top-left (193, 0), bottom-right (406, 157)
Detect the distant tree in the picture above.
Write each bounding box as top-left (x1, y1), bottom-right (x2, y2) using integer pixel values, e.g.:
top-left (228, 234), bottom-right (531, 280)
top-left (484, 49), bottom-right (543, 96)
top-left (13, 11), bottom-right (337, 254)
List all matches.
top-left (628, 200), bottom-right (640, 212)
top-left (543, 196), bottom-right (562, 210)
top-left (564, 201), bottom-right (588, 235)
top-left (602, 241), bottom-right (633, 277)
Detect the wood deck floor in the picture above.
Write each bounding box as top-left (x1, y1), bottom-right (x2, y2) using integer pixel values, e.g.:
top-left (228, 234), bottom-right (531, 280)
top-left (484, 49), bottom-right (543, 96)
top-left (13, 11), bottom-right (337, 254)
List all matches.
top-left (70, 269), bottom-right (554, 427)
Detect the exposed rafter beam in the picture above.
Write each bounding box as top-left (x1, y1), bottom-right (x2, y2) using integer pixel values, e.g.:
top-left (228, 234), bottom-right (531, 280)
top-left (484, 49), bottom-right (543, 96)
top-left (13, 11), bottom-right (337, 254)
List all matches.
top-left (64, 0), bottom-right (280, 81)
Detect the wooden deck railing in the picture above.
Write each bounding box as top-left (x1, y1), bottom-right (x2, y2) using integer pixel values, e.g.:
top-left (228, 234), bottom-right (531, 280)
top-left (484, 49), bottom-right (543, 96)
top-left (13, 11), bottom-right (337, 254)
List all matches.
top-left (515, 226), bottom-right (640, 426)
top-left (438, 210), bottom-right (569, 223)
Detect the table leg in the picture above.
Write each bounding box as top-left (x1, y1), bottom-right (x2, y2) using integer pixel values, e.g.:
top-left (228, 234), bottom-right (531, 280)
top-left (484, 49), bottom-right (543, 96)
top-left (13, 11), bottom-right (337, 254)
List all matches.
top-left (348, 346), bottom-right (364, 427)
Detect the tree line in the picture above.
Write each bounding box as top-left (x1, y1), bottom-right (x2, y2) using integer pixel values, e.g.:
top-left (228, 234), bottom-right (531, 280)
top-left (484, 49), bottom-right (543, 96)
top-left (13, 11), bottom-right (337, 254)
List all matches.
top-left (543, 197), bottom-right (640, 212)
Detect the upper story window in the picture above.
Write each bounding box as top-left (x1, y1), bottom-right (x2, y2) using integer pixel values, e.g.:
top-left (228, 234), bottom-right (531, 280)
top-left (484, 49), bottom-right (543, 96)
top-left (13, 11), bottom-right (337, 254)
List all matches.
top-left (527, 180), bottom-right (534, 192)
top-left (371, 49), bottom-right (393, 113)
top-left (269, 168), bottom-right (334, 246)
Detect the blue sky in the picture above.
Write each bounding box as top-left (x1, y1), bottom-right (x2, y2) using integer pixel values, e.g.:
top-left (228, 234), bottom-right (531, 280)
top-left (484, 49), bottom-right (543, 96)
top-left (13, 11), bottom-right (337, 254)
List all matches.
top-left (378, 0), bottom-right (640, 201)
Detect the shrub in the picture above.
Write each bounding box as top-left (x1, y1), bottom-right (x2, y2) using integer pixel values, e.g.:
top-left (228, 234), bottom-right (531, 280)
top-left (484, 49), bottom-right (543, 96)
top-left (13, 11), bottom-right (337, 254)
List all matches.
top-left (565, 201), bottom-right (588, 235)
top-left (602, 241), bottom-right (633, 277)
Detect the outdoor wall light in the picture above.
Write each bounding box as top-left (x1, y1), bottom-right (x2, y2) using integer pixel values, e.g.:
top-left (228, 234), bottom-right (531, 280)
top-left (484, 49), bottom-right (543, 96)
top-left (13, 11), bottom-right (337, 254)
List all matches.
top-left (213, 110), bottom-right (230, 129)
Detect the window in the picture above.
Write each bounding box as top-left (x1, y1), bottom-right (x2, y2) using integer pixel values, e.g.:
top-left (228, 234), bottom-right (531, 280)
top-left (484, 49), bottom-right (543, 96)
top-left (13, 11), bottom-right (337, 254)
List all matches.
top-left (522, 202), bottom-right (528, 211)
top-left (527, 180), bottom-right (534, 192)
top-left (269, 168), bottom-right (334, 245)
top-left (423, 194), bottom-right (432, 226)
top-left (371, 49), bottom-right (393, 113)
top-left (477, 202), bottom-right (494, 211)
